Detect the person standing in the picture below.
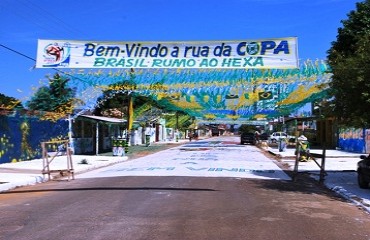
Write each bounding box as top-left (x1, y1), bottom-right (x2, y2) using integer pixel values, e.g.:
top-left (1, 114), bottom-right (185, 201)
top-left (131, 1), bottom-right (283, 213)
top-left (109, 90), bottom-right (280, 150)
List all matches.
top-left (188, 131), bottom-right (193, 141)
top-left (145, 125), bottom-right (151, 147)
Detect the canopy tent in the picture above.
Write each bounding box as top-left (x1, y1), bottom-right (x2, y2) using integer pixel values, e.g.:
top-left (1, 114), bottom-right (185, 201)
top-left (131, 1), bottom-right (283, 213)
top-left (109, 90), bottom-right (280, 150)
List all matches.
top-left (65, 59), bottom-right (331, 123)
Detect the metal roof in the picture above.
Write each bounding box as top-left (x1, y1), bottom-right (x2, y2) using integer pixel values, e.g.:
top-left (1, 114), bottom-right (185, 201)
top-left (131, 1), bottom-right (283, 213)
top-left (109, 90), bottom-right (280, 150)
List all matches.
top-left (79, 115), bottom-right (127, 123)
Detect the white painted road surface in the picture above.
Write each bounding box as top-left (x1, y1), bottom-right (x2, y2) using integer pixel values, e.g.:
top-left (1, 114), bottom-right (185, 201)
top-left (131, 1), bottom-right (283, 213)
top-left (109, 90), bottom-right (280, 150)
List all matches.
top-left (79, 139), bottom-right (291, 181)
top-left (2, 136), bottom-right (370, 213)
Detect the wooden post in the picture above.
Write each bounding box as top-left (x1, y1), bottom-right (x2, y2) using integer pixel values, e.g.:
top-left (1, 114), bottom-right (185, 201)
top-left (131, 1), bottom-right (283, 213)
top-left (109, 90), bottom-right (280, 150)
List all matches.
top-left (95, 122), bottom-right (99, 156)
top-left (41, 140), bottom-right (74, 181)
top-left (319, 144), bottom-right (327, 184)
top-left (293, 141), bottom-right (300, 182)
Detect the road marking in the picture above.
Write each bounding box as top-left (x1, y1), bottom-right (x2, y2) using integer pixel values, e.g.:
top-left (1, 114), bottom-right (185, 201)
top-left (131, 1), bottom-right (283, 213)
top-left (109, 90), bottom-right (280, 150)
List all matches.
top-left (79, 141), bottom-right (291, 180)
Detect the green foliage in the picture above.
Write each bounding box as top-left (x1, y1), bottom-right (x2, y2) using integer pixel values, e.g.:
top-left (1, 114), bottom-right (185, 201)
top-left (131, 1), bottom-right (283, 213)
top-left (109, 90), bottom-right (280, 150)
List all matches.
top-left (0, 93), bottom-right (23, 109)
top-left (26, 73), bottom-right (76, 113)
top-left (327, 0), bottom-right (370, 127)
top-left (94, 91), bottom-right (128, 116)
top-left (94, 79), bottom-right (163, 116)
top-left (163, 112), bottom-right (193, 130)
top-left (238, 124), bottom-right (257, 133)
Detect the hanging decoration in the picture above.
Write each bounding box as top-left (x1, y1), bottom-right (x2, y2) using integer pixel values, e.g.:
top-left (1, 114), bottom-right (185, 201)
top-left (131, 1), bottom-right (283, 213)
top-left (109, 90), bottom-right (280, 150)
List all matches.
top-left (33, 59), bottom-right (331, 122)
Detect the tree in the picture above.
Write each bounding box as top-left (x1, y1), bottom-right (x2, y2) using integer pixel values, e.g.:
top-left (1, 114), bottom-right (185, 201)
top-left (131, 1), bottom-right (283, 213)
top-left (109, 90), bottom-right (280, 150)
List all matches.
top-left (94, 79), bottom-right (172, 118)
top-left (238, 124), bottom-right (257, 134)
top-left (0, 93), bottom-right (23, 110)
top-left (26, 73), bottom-right (76, 114)
top-left (327, 0), bottom-right (370, 127)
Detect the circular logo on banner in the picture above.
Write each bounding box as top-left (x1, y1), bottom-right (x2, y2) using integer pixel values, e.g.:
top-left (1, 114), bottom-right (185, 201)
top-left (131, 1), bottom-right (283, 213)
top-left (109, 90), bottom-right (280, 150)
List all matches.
top-left (246, 42), bottom-right (259, 55)
top-left (42, 42), bottom-right (71, 67)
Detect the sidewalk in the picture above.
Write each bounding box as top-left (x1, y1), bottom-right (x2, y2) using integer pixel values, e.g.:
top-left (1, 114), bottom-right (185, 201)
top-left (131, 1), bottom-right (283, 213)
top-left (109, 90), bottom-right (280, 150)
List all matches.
top-left (0, 155), bottom-right (129, 192)
top-left (0, 138), bottom-right (189, 192)
top-left (267, 146), bottom-right (363, 172)
top-left (267, 146), bottom-right (370, 212)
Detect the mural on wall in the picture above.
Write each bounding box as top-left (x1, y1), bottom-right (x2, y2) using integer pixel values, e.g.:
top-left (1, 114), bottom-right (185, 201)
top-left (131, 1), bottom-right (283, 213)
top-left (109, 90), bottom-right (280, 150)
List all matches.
top-left (338, 128), bottom-right (366, 153)
top-left (0, 111), bottom-right (69, 164)
top-left (366, 129), bottom-right (370, 154)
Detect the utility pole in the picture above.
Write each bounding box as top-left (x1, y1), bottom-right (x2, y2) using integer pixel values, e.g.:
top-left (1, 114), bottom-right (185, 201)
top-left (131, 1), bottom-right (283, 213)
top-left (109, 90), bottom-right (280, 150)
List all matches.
top-left (126, 68), bottom-right (135, 146)
top-left (126, 93), bottom-right (132, 144)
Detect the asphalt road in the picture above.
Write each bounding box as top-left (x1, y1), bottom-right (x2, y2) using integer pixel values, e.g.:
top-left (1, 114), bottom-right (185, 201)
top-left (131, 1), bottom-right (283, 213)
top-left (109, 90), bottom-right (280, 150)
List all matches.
top-left (1, 136), bottom-right (370, 240)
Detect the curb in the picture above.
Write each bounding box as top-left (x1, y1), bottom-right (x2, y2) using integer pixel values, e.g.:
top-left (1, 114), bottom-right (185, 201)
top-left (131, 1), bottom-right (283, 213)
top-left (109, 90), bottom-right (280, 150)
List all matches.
top-left (265, 148), bottom-right (370, 214)
top-left (0, 156), bottom-right (129, 193)
top-left (329, 185), bottom-right (370, 213)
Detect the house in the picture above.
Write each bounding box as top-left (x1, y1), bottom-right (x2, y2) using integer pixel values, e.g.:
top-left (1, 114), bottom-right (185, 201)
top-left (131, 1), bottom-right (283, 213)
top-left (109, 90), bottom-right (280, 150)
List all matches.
top-left (71, 115), bottom-right (127, 155)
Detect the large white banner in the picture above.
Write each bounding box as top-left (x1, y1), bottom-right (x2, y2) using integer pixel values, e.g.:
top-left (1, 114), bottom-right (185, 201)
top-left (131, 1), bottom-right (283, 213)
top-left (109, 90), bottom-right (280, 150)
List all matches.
top-left (36, 38), bottom-right (298, 69)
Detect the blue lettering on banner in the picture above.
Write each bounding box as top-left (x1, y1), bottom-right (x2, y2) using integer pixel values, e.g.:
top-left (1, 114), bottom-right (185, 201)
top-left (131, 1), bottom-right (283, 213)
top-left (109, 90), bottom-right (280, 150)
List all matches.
top-left (125, 44), bottom-right (169, 57)
top-left (84, 43), bottom-right (121, 57)
top-left (38, 38), bottom-right (297, 69)
top-left (236, 40), bottom-right (290, 56)
top-left (84, 40), bottom-right (291, 59)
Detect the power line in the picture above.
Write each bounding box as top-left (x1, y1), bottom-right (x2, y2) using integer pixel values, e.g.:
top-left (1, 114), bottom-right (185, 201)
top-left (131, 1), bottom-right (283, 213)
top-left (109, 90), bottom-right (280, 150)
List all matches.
top-left (0, 43), bottom-right (91, 84)
top-left (22, 0), bottom-right (85, 37)
top-left (3, 0), bottom-right (87, 39)
top-left (2, 0), bottom-right (65, 37)
top-left (0, 44), bottom-right (36, 61)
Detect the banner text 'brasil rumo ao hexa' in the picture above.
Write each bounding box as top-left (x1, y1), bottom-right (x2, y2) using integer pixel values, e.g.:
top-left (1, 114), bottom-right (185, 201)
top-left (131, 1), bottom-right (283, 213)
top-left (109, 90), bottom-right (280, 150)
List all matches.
top-left (36, 38), bottom-right (298, 69)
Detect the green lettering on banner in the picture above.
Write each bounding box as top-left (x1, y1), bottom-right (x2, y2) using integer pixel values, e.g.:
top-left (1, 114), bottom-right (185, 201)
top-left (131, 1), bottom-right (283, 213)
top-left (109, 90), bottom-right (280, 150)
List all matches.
top-left (93, 53), bottom-right (263, 68)
top-left (253, 57), bottom-right (264, 67)
top-left (152, 59), bottom-right (162, 67)
top-left (232, 58), bottom-right (242, 67)
top-left (209, 58), bottom-right (218, 67)
top-left (199, 59), bottom-right (209, 67)
top-left (199, 58), bottom-right (218, 67)
top-left (173, 59), bottom-right (187, 67)
top-left (93, 57), bottom-right (106, 66)
top-left (106, 58), bottom-right (117, 67)
top-left (187, 59), bottom-right (196, 67)
top-left (243, 57), bottom-right (253, 66)
top-left (116, 58), bottom-right (125, 67)
top-left (221, 58), bottom-right (232, 67)
top-left (242, 57), bottom-right (264, 67)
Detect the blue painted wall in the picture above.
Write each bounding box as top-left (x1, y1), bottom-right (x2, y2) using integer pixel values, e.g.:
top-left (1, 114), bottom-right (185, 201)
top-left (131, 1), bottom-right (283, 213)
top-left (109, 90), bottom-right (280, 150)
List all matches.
top-left (338, 128), bottom-right (366, 153)
top-left (0, 112), bottom-right (68, 163)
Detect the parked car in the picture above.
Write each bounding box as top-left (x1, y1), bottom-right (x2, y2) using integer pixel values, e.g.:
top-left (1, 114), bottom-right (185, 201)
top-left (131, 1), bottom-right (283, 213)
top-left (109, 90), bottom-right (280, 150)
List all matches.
top-left (269, 132), bottom-right (295, 143)
top-left (240, 132), bottom-right (256, 145)
top-left (259, 132), bottom-right (269, 141)
top-left (357, 154), bottom-right (370, 189)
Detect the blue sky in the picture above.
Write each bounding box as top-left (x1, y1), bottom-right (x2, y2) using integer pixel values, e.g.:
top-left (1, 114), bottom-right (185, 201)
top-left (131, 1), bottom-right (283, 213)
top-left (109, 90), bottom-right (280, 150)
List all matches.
top-left (0, 0), bottom-right (359, 102)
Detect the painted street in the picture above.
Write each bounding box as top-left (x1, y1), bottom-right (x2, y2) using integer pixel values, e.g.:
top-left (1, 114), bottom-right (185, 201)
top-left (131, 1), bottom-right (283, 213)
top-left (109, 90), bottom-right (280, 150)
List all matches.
top-left (79, 137), bottom-right (290, 180)
top-left (3, 137), bottom-right (370, 240)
